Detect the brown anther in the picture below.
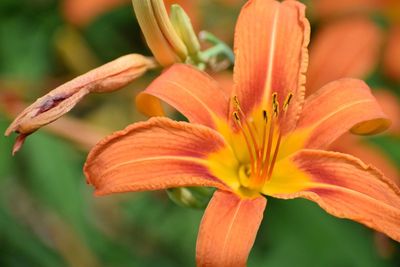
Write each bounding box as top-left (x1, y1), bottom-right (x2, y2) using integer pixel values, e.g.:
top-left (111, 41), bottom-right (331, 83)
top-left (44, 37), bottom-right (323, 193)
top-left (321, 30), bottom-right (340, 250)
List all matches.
top-left (272, 93), bottom-right (279, 117)
top-left (262, 110), bottom-right (268, 122)
top-left (283, 93), bottom-right (293, 112)
top-left (233, 96), bottom-right (241, 109)
top-left (233, 111), bottom-right (240, 121)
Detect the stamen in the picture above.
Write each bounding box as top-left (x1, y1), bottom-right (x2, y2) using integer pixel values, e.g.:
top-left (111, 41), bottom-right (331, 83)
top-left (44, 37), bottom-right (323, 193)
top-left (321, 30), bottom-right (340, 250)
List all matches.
top-left (232, 96), bottom-right (260, 155)
top-left (257, 110), bottom-right (268, 177)
top-left (233, 95), bottom-right (240, 109)
top-left (237, 92), bottom-right (294, 190)
top-left (262, 110), bottom-right (268, 122)
top-left (267, 92), bottom-right (293, 179)
top-left (254, 92), bottom-right (281, 187)
top-left (233, 111), bottom-right (256, 174)
top-left (233, 96), bottom-right (258, 134)
top-left (272, 93), bottom-right (279, 117)
top-left (259, 111), bottom-right (275, 183)
top-left (283, 93), bottom-right (293, 112)
top-left (267, 131), bottom-right (282, 179)
top-left (233, 111), bottom-right (240, 121)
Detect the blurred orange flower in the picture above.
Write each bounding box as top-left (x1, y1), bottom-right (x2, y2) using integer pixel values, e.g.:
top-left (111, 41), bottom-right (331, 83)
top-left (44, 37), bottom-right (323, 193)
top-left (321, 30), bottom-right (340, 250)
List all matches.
top-left (62, 0), bottom-right (199, 28)
top-left (311, 0), bottom-right (400, 82)
top-left (62, 0), bottom-right (129, 26)
top-left (307, 1), bottom-right (400, 185)
top-left (84, 1), bottom-right (400, 266)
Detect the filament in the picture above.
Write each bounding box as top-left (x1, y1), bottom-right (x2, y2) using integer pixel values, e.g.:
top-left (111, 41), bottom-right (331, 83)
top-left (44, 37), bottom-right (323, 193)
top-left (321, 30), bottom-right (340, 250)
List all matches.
top-left (232, 92), bottom-right (293, 190)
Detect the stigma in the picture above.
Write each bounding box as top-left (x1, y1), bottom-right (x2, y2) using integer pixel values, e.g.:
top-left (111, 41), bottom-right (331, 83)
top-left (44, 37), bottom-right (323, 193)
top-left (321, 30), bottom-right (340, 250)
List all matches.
top-left (232, 92), bottom-right (293, 191)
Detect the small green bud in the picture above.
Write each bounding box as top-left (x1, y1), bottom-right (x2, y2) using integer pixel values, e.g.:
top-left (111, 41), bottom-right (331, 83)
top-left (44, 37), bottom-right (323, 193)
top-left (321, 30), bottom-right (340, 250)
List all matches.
top-left (166, 187), bottom-right (214, 209)
top-left (170, 4), bottom-right (201, 60)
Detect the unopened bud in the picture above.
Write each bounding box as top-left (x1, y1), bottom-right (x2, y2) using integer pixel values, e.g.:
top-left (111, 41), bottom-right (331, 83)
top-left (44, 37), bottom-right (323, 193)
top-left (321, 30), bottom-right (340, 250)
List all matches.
top-left (170, 4), bottom-right (201, 59)
top-left (5, 54), bottom-right (156, 154)
top-left (132, 0), bottom-right (188, 66)
top-left (167, 187), bottom-right (214, 209)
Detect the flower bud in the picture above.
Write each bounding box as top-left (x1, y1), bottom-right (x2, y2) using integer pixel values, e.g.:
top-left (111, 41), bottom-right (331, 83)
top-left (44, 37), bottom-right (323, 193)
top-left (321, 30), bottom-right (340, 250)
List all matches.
top-left (5, 54), bottom-right (156, 154)
top-left (132, 0), bottom-right (188, 66)
top-left (170, 4), bottom-right (201, 59)
top-left (167, 187), bottom-right (214, 209)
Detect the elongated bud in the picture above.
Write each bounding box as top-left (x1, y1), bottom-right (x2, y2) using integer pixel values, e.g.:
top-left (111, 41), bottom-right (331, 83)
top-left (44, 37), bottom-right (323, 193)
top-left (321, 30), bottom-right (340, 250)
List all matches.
top-left (5, 54), bottom-right (156, 154)
top-left (132, 0), bottom-right (188, 66)
top-left (170, 4), bottom-right (201, 58)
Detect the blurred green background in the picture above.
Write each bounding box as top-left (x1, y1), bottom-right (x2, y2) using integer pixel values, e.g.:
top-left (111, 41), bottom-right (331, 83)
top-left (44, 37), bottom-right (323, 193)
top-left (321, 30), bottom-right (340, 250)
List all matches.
top-left (1, 0), bottom-right (399, 266)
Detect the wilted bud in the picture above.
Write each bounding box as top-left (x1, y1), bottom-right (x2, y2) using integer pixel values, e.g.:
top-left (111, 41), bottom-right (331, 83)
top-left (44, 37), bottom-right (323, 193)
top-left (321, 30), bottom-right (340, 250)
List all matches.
top-left (170, 4), bottom-right (201, 60)
top-left (132, 0), bottom-right (188, 66)
top-left (167, 187), bottom-right (214, 209)
top-left (5, 54), bottom-right (156, 155)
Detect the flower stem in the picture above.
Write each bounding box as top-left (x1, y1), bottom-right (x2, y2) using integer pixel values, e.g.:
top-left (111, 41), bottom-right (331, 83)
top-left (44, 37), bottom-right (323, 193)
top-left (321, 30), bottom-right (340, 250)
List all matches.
top-left (199, 31), bottom-right (235, 64)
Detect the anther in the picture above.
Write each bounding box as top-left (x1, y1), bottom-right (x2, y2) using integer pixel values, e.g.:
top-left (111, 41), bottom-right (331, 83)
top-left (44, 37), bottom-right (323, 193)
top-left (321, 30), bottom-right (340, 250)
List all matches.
top-left (232, 96), bottom-right (260, 153)
top-left (272, 93), bottom-right (279, 117)
top-left (232, 111), bottom-right (256, 175)
top-left (262, 110), bottom-right (268, 122)
top-left (283, 93), bottom-right (293, 112)
top-left (233, 96), bottom-right (240, 109)
top-left (233, 111), bottom-right (240, 121)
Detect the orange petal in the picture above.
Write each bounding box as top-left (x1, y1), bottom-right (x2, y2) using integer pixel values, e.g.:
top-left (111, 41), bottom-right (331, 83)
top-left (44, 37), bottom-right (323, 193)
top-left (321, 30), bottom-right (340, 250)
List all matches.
top-left (233, 0), bottom-right (310, 132)
top-left (84, 117), bottom-right (229, 195)
top-left (135, 94), bottom-right (165, 117)
top-left (213, 71), bottom-right (234, 97)
top-left (196, 190), bottom-right (266, 267)
top-left (307, 17), bottom-right (382, 95)
top-left (332, 134), bottom-right (400, 185)
top-left (137, 64), bottom-right (229, 129)
top-left (270, 150), bottom-right (400, 242)
top-left (297, 78), bottom-right (390, 149)
top-left (384, 25), bottom-right (400, 82)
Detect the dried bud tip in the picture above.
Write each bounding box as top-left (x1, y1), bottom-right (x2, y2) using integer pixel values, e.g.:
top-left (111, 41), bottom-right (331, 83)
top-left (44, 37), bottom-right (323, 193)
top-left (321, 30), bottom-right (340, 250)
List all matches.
top-left (12, 134), bottom-right (28, 156)
top-left (5, 53), bottom-right (154, 153)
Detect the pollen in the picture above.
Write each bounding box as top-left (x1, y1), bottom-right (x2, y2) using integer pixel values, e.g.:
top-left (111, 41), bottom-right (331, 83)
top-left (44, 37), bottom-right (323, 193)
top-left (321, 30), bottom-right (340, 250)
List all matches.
top-left (232, 92), bottom-right (293, 191)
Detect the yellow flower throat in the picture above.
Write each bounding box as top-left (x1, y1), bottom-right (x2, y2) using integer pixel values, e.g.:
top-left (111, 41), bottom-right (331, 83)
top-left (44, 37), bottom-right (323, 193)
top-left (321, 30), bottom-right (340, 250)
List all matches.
top-left (232, 93), bottom-right (293, 193)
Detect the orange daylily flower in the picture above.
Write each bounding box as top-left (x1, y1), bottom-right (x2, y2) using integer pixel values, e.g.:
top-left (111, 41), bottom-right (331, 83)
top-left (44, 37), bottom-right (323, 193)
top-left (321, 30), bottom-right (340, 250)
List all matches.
top-left (307, 16), bottom-right (383, 96)
top-left (305, 9), bottom-right (400, 185)
top-left (310, 0), bottom-right (400, 82)
top-left (62, 0), bottom-right (199, 33)
top-left (84, 0), bottom-right (400, 266)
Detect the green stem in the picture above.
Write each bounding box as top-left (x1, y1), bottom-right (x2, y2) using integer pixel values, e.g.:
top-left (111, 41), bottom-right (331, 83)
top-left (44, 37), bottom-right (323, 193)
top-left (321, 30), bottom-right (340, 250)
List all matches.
top-left (199, 31), bottom-right (235, 64)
